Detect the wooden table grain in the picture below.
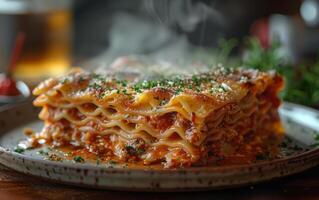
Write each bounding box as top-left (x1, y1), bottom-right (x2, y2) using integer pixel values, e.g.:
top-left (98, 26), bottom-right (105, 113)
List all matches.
top-left (0, 164), bottom-right (318, 200)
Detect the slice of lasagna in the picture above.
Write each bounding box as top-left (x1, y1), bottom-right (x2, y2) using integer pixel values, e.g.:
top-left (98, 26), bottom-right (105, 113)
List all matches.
top-left (30, 67), bottom-right (284, 168)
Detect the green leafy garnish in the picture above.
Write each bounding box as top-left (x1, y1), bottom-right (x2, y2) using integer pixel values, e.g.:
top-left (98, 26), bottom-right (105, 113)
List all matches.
top-left (242, 37), bottom-right (319, 106)
top-left (207, 37), bottom-right (319, 107)
top-left (108, 160), bottom-right (118, 165)
top-left (136, 148), bottom-right (145, 155)
top-left (116, 80), bottom-right (127, 87)
top-left (89, 82), bottom-right (103, 90)
top-left (125, 145), bottom-right (146, 156)
top-left (310, 133), bottom-right (319, 147)
top-left (73, 156), bottom-right (85, 163)
top-left (38, 150), bottom-right (49, 156)
top-left (14, 147), bottom-right (25, 154)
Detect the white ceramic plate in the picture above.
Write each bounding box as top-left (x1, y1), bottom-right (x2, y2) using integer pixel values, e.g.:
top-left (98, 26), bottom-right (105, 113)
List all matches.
top-left (0, 102), bottom-right (318, 191)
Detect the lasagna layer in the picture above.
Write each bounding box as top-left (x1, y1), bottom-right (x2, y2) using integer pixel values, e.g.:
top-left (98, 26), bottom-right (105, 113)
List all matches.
top-left (30, 67), bottom-right (284, 168)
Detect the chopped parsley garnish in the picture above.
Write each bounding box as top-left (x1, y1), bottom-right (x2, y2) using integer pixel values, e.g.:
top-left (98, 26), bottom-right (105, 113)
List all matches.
top-left (89, 82), bottom-right (103, 90)
top-left (192, 75), bottom-right (201, 86)
top-left (128, 68), bottom-right (232, 94)
top-left (133, 85), bottom-right (142, 93)
top-left (91, 73), bottom-right (106, 81)
top-left (310, 133), bottom-right (319, 147)
top-left (125, 145), bottom-right (145, 156)
top-left (136, 148), bottom-right (145, 155)
top-left (73, 156), bottom-right (85, 163)
top-left (108, 160), bottom-right (118, 165)
top-left (63, 67), bottom-right (236, 97)
top-left (195, 86), bottom-right (201, 92)
top-left (116, 80), bottom-right (127, 87)
top-left (99, 91), bottom-right (109, 99)
top-left (14, 147), bottom-right (25, 154)
top-left (78, 76), bottom-right (85, 84)
top-left (38, 150), bottom-right (49, 156)
top-left (174, 87), bottom-right (184, 95)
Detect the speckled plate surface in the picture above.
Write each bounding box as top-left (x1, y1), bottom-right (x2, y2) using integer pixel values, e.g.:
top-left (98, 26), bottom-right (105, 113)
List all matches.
top-left (0, 102), bottom-right (318, 191)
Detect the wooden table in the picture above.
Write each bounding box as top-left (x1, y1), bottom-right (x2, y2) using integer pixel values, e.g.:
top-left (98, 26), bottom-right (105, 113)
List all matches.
top-left (0, 164), bottom-right (318, 200)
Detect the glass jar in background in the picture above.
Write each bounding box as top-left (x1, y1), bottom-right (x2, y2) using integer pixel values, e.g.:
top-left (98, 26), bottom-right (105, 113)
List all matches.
top-left (0, 0), bottom-right (72, 85)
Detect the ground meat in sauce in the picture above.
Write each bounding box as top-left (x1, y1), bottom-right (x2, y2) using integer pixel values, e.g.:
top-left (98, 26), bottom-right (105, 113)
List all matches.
top-left (148, 112), bottom-right (176, 132)
top-left (176, 117), bottom-right (198, 143)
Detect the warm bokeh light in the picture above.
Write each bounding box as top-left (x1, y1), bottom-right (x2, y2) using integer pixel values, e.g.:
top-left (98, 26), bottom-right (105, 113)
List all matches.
top-left (13, 10), bottom-right (71, 82)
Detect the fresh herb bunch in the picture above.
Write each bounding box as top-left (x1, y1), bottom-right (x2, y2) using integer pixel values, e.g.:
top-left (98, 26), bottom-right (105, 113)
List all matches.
top-left (242, 37), bottom-right (319, 106)
top-left (242, 37), bottom-right (283, 71)
top-left (282, 64), bottom-right (319, 106)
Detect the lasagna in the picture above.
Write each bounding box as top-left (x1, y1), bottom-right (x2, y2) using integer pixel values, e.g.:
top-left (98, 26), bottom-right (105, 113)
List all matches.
top-left (29, 67), bottom-right (284, 168)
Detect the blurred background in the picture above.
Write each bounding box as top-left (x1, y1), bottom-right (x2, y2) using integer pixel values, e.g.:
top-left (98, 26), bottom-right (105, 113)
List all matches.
top-left (1, 0), bottom-right (319, 107)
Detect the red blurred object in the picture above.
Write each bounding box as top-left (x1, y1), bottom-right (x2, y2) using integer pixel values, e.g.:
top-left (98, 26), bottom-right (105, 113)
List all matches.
top-left (0, 32), bottom-right (25, 96)
top-left (8, 32), bottom-right (25, 74)
top-left (0, 75), bottom-right (20, 96)
top-left (250, 18), bottom-right (270, 49)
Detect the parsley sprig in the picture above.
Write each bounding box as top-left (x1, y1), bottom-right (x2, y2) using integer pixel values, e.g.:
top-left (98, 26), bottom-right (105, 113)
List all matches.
top-left (73, 156), bottom-right (85, 163)
top-left (209, 37), bottom-right (319, 107)
top-left (242, 37), bottom-right (319, 106)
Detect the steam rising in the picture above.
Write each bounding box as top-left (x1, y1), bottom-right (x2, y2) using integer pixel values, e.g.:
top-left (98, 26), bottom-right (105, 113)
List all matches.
top-left (143, 0), bottom-right (225, 32)
top-left (85, 0), bottom-right (225, 76)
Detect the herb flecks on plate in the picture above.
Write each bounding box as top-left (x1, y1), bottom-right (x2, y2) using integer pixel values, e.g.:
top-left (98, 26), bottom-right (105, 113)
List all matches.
top-left (37, 149), bottom-right (49, 156)
top-left (73, 156), bottom-right (85, 163)
top-left (14, 147), bottom-right (25, 154)
top-left (310, 133), bottom-right (319, 147)
top-left (280, 137), bottom-right (307, 157)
